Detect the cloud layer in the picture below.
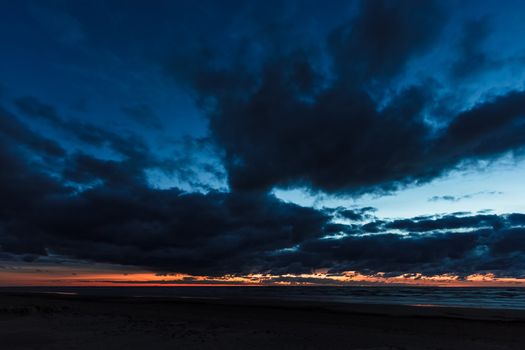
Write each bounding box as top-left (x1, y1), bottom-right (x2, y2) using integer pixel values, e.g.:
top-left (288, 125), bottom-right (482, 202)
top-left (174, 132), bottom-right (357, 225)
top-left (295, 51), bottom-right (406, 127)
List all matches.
top-left (1, 0), bottom-right (525, 280)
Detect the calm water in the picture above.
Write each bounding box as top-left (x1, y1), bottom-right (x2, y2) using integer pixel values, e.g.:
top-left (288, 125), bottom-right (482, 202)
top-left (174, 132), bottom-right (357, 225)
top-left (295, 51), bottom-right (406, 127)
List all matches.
top-left (3, 286), bottom-right (525, 310)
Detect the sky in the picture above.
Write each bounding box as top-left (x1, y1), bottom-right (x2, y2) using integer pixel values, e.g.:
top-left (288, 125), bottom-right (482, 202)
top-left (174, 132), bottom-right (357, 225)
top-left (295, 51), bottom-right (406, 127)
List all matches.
top-left (1, 0), bottom-right (525, 286)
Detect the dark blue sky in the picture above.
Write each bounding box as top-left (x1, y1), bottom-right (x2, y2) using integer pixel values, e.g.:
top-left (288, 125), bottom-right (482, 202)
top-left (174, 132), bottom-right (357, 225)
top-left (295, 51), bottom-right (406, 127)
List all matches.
top-left (2, 0), bottom-right (525, 284)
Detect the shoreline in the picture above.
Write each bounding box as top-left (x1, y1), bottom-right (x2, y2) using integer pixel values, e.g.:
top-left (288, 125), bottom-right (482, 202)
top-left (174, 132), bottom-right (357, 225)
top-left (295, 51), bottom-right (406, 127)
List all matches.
top-left (3, 288), bottom-right (525, 321)
top-left (2, 285), bottom-right (525, 312)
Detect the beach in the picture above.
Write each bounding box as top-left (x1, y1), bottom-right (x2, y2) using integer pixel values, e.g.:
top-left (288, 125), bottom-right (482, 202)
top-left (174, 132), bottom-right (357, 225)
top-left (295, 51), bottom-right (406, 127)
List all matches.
top-left (1, 292), bottom-right (525, 349)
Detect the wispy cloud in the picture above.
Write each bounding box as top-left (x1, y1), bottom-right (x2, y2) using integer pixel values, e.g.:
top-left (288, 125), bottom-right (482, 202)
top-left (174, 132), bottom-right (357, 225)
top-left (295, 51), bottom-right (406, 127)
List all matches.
top-left (428, 191), bottom-right (503, 202)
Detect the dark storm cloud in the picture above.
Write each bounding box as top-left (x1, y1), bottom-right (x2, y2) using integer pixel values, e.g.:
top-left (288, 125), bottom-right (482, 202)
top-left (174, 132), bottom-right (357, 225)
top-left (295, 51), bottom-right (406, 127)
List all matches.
top-left (0, 101), bottom-right (327, 274)
top-left (439, 90), bottom-right (525, 158)
top-left (385, 214), bottom-right (504, 232)
top-left (0, 143), bottom-right (328, 274)
top-left (268, 221), bottom-right (525, 277)
top-left (63, 189), bottom-right (324, 276)
top-left (268, 209), bottom-right (525, 277)
top-left (291, 231), bottom-right (482, 275)
top-left (204, 69), bottom-right (436, 194)
top-left (168, 0), bottom-right (449, 194)
top-left (169, 0), bottom-right (525, 195)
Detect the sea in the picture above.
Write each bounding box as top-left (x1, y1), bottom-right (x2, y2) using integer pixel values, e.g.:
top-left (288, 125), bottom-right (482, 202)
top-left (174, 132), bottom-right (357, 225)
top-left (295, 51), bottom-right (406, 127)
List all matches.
top-left (2, 286), bottom-right (525, 310)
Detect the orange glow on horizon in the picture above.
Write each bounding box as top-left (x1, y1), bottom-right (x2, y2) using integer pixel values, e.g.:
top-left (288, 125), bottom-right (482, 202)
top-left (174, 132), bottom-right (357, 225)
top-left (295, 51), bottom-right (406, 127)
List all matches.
top-left (1, 264), bottom-right (525, 287)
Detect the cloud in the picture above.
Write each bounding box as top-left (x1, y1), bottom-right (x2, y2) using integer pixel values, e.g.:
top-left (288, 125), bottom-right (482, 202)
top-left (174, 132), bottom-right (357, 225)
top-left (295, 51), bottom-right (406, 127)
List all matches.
top-left (450, 17), bottom-right (525, 81)
top-left (170, 0), bottom-right (525, 196)
top-left (2, 1), bottom-right (525, 281)
top-left (428, 191), bottom-right (503, 202)
top-left (14, 96), bottom-right (150, 160)
top-left (332, 207), bottom-right (377, 221)
top-left (384, 214), bottom-right (504, 232)
top-left (0, 106), bottom-right (65, 158)
top-left (269, 213), bottom-right (525, 277)
top-left (0, 105), bottom-right (327, 274)
top-left (2, 109), bottom-right (525, 278)
top-left (450, 17), bottom-right (493, 79)
top-left (429, 195), bottom-right (459, 202)
top-left (13, 96), bottom-right (226, 191)
top-left (328, 0), bottom-right (446, 82)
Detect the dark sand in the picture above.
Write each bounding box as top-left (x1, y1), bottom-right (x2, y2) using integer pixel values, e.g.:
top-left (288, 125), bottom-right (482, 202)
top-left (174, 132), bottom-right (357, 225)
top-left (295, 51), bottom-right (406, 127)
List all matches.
top-left (1, 292), bottom-right (525, 349)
